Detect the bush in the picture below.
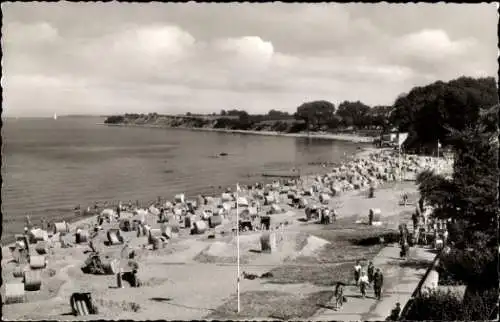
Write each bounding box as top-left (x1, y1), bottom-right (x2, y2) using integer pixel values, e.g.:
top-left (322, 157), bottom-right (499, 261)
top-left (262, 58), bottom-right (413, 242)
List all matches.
top-left (404, 288), bottom-right (465, 320)
top-left (104, 115), bottom-right (125, 124)
top-left (463, 287), bottom-right (499, 321)
top-left (272, 121), bottom-right (288, 132)
top-left (351, 231), bottom-right (400, 246)
top-left (404, 287), bottom-right (498, 321)
top-left (440, 246), bottom-right (498, 287)
top-left (287, 122), bottom-right (307, 133)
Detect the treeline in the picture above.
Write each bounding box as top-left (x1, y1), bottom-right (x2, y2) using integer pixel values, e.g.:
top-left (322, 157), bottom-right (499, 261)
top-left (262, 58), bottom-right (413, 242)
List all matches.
top-left (104, 76), bottom-right (497, 152)
top-left (404, 102), bottom-right (498, 321)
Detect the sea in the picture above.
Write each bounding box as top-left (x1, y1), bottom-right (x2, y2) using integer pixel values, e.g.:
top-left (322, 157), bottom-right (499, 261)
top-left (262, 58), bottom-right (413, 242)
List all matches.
top-left (1, 116), bottom-right (369, 243)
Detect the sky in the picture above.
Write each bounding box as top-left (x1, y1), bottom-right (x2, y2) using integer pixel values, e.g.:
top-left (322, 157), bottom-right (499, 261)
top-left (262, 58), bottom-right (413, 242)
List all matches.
top-left (2, 2), bottom-right (498, 117)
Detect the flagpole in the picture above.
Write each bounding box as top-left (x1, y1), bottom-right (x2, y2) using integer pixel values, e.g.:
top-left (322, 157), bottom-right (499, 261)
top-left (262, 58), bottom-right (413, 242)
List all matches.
top-left (236, 183), bottom-right (241, 313)
top-left (436, 140), bottom-right (440, 175)
top-left (398, 144), bottom-right (402, 182)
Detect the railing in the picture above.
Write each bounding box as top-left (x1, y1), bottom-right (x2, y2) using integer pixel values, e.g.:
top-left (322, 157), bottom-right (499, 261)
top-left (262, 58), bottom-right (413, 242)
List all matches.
top-left (399, 248), bottom-right (444, 320)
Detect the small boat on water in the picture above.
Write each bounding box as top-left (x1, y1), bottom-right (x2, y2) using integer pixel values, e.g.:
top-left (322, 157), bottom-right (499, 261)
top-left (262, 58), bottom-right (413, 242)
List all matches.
top-left (53, 113), bottom-right (58, 120)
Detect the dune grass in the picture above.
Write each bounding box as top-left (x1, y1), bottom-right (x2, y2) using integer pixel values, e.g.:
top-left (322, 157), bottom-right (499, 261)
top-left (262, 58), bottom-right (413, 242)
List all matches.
top-left (268, 219), bottom-right (400, 286)
top-left (206, 290), bottom-right (334, 320)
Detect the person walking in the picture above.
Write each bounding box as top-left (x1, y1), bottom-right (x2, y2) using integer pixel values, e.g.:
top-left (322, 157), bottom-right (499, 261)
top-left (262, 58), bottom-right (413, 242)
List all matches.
top-left (359, 271), bottom-right (369, 298)
top-left (373, 268), bottom-right (384, 300)
top-left (334, 282), bottom-right (345, 310)
top-left (400, 240), bottom-right (410, 259)
top-left (443, 228), bottom-right (449, 245)
top-left (411, 211), bottom-right (419, 232)
top-left (367, 261), bottom-right (375, 284)
top-left (354, 261), bottom-right (362, 286)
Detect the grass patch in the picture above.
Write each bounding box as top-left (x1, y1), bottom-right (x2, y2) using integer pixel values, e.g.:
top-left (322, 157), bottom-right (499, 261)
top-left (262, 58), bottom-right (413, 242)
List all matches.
top-left (271, 218), bottom-right (397, 285)
top-left (206, 290), bottom-right (334, 320)
top-left (96, 298), bottom-right (141, 312)
top-left (140, 277), bottom-right (171, 287)
top-left (284, 220), bottom-right (391, 265)
top-left (267, 262), bottom-right (353, 287)
top-left (193, 252), bottom-right (254, 264)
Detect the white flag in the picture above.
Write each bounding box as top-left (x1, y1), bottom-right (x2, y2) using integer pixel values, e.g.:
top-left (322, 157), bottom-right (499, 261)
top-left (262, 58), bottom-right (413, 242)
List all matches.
top-left (236, 183), bottom-right (241, 192)
top-left (398, 132), bottom-right (409, 147)
top-left (438, 141), bottom-right (442, 148)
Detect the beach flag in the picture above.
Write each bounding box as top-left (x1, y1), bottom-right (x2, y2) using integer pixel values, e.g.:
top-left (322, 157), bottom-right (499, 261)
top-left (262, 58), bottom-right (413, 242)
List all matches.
top-left (398, 132), bottom-right (409, 147)
top-left (438, 140), bottom-right (442, 148)
top-left (236, 183), bottom-right (241, 193)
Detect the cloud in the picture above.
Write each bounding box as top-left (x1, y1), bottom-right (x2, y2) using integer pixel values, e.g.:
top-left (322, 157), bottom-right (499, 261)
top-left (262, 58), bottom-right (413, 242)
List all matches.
top-left (2, 21), bottom-right (60, 45)
top-left (1, 3), bottom-right (497, 117)
top-left (394, 29), bottom-right (475, 61)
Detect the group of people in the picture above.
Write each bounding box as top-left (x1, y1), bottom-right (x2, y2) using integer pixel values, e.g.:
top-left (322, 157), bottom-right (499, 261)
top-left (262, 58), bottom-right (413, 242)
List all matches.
top-left (406, 197), bottom-right (451, 251)
top-left (332, 260), bottom-right (385, 311)
top-left (354, 260), bottom-right (385, 299)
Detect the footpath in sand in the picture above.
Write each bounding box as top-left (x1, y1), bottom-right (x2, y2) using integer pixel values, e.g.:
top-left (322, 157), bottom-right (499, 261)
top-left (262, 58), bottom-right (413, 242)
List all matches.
top-left (312, 243), bottom-right (436, 321)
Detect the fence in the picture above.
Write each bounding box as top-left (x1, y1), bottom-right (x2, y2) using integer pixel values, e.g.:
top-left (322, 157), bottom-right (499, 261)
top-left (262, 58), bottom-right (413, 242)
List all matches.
top-left (399, 248), bottom-right (444, 320)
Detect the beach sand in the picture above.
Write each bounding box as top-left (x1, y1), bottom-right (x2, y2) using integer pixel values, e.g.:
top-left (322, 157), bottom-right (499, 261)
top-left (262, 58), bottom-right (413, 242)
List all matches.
top-left (1, 182), bottom-right (417, 320)
top-left (2, 147), bottom-right (449, 320)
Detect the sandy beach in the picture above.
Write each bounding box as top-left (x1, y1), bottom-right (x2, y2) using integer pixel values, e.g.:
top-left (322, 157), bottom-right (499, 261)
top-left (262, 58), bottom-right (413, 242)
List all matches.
top-left (1, 147), bottom-right (453, 320)
top-left (99, 123), bottom-right (376, 143)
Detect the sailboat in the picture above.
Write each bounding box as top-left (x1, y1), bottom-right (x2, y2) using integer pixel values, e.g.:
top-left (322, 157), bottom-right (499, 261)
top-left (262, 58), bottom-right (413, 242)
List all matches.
top-left (53, 113), bottom-right (58, 120)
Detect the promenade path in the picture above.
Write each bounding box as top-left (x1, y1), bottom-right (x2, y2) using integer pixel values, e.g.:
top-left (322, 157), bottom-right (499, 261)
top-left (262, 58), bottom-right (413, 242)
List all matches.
top-left (312, 244), bottom-right (436, 321)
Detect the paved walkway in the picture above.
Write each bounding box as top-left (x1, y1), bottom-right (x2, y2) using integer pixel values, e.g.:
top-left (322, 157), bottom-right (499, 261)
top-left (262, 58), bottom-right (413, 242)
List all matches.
top-left (312, 244), bottom-right (436, 321)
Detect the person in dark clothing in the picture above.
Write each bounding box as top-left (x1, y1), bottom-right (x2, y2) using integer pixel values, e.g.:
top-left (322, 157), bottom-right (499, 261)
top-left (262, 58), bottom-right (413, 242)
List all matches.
top-left (159, 208), bottom-right (165, 223)
top-left (411, 212), bottom-right (419, 232)
top-left (367, 261), bottom-right (375, 284)
top-left (116, 205), bottom-right (121, 218)
top-left (373, 268), bottom-right (384, 300)
top-left (388, 302), bottom-right (401, 320)
top-left (400, 241), bottom-right (410, 259)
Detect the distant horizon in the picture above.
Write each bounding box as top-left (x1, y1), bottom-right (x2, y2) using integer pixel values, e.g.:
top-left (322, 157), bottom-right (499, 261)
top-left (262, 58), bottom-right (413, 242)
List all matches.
top-left (2, 73), bottom-right (495, 118)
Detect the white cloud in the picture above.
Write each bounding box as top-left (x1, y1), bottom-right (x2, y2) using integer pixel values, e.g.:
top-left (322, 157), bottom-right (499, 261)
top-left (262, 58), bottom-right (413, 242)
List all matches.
top-left (1, 3), bottom-right (497, 117)
top-left (395, 29), bottom-right (475, 61)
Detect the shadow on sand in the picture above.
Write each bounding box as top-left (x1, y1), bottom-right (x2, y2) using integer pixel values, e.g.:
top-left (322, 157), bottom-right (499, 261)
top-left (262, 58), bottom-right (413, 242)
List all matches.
top-left (149, 297), bottom-right (215, 311)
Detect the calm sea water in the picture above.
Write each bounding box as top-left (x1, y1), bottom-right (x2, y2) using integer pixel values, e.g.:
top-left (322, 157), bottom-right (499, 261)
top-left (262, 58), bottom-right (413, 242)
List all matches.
top-left (1, 117), bottom-right (367, 243)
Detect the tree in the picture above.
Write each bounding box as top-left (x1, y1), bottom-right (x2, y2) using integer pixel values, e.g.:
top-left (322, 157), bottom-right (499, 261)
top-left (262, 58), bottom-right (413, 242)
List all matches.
top-left (220, 110), bottom-right (227, 116)
top-left (390, 77), bottom-right (497, 149)
top-left (367, 105), bottom-right (393, 129)
top-left (416, 106), bottom-right (498, 237)
top-left (326, 115), bottom-right (343, 130)
top-left (267, 109), bottom-right (291, 120)
top-left (336, 101), bottom-right (371, 128)
top-left (295, 100), bottom-right (335, 131)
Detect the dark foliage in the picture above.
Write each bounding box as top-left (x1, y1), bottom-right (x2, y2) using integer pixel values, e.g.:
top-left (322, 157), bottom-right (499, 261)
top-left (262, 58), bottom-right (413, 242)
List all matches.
top-left (336, 100), bottom-right (371, 128)
top-left (104, 115), bottom-right (125, 124)
top-left (295, 100), bottom-right (336, 131)
top-left (391, 76), bottom-right (497, 150)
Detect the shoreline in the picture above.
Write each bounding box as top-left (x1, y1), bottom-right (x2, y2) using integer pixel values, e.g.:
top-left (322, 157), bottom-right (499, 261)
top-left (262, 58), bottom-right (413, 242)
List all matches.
top-left (2, 144), bottom-right (450, 252)
top-left (0, 145), bottom-right (376, 253)
top-left (97, 122), bottom-right (376, 143)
